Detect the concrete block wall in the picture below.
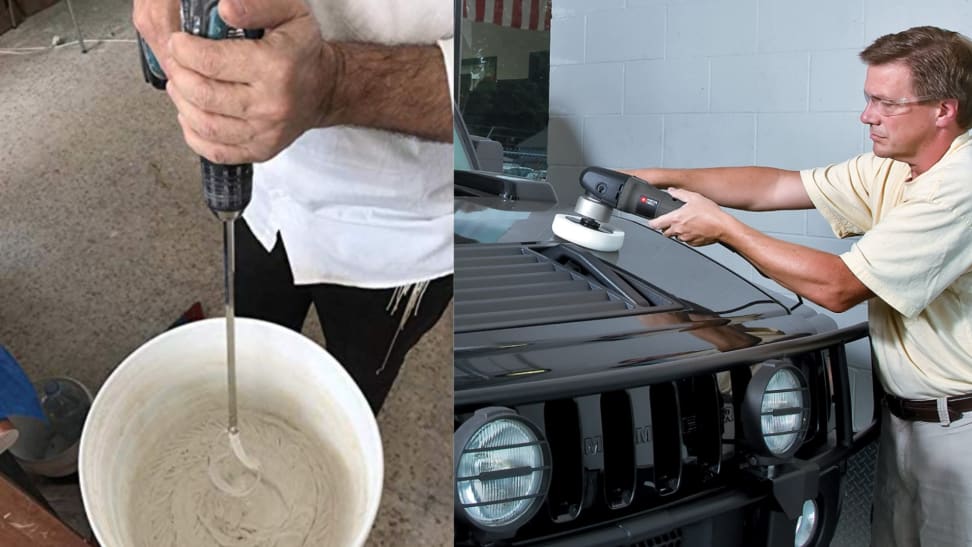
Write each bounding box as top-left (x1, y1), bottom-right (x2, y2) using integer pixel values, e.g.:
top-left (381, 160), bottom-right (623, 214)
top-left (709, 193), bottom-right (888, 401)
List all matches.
top-left (546, 0), bottom-right (972, 402)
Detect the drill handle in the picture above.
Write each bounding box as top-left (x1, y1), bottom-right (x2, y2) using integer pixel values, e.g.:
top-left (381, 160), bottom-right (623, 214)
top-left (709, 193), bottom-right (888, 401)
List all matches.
top-left (136, 2), bottom-right (264, 89)
top-left (137, 34), bottom-right (167, 90)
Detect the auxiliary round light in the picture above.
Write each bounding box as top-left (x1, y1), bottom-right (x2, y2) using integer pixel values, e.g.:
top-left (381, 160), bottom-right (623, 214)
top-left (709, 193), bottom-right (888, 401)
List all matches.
top-left (794, 498), bottom-right (819, 547)
top-left (743, 362), bottom-right (810, 458)
top-left (454, 407), bottom-right (551, 534)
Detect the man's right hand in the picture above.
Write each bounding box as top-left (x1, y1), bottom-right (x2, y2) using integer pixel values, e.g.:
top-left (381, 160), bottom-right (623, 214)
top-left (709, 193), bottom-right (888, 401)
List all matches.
top-left (132, 0), bottom-right (181, 78)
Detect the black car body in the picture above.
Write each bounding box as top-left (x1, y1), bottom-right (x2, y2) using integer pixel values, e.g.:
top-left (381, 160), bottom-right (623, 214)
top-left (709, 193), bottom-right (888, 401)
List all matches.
top-left (453, 118), bottom-right (879, 547)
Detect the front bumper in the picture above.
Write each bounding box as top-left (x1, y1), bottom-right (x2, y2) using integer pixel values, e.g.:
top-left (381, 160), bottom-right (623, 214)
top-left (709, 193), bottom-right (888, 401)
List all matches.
top-left (502, 428), bottom-right (877, 547)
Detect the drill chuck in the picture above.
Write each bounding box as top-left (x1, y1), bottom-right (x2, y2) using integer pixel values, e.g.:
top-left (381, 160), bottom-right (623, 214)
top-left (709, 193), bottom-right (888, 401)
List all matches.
top-left (202, 159), bottom-right (252, 216)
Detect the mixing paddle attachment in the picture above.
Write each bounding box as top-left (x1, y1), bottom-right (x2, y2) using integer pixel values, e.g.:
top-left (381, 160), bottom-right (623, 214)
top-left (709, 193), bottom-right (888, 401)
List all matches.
top-left (206, 217), bottom-right (262, 497)
top-left (207, 427), bottom-right (261, 497)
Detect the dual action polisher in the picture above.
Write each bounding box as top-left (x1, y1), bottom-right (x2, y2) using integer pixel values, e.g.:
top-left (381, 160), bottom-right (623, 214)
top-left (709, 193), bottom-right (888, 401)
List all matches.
top-left (552, 166), bottom-right (685, 252)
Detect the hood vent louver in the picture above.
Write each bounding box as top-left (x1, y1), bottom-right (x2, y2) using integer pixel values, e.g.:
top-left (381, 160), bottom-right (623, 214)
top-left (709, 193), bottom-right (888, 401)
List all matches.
top-left (455, 243), bottom-right (680, 333)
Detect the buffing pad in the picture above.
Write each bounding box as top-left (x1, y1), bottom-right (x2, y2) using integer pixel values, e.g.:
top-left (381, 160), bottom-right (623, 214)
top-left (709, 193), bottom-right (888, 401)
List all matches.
top-left (552, 213), bottom-right (625, 252)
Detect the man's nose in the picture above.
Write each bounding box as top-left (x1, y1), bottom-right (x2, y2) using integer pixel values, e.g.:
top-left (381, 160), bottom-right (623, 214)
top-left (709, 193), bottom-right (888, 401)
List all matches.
top-left (860, 101), bottom-right (879, 125)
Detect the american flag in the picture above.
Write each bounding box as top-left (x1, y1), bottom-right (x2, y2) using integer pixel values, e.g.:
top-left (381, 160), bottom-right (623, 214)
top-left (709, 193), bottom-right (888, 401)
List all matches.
top-left (462, 0), bottom-right (552, 32)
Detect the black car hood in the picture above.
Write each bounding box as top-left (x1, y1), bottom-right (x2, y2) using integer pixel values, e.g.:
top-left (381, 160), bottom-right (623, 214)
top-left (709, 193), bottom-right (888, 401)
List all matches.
top-left (455, 175), bottom-right (837, 396)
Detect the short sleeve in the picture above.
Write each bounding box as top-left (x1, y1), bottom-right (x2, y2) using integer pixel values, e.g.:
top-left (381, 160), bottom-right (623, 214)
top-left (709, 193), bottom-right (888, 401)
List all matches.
top-left (800, 154), bottom-right (893, 238)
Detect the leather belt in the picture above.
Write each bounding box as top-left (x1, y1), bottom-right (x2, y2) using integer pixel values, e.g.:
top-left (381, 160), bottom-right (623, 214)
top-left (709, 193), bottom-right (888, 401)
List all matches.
top-left (885, 392), bottom-right (972, 423)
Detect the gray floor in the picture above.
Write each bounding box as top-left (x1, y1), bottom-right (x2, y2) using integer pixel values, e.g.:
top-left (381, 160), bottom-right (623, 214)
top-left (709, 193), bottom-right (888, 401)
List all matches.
top-left (0, 0), bottom-right (452, 544)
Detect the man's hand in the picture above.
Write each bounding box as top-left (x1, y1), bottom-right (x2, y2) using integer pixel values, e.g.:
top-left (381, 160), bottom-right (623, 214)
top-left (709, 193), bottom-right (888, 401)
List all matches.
top-left (132, 0), bottom-right (180, 78)
top-left (647, 188), bottom-right (734, 246)
top-left (165, 0), bottom-right (332, 164)
top-left (650, 188), bottom-right (873, 312)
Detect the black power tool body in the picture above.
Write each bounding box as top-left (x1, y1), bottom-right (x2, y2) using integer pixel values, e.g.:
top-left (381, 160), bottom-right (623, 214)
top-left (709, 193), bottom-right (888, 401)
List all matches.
top-left (137, 0), bottom-right (263, 217)
top-left (552, 167), bottom-right (685, 252)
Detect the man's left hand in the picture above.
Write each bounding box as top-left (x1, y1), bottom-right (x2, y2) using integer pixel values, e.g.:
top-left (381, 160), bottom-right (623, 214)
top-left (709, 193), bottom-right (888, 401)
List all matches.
top-left (647, 187), bottom-right (733, 246)
top-left (165, 0), bottom-right (332, 164)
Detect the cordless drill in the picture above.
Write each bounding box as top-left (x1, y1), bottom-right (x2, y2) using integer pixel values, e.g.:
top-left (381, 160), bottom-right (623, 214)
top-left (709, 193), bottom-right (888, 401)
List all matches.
top-left (137, 0), bottom-right (263, 219)
top-left (137, 2), bottom-right (263, 444)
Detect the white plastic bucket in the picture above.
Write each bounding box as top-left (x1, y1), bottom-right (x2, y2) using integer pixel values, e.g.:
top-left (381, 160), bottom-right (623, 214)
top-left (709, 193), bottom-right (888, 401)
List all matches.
top-left (78, 318), bottom-right (383, 547)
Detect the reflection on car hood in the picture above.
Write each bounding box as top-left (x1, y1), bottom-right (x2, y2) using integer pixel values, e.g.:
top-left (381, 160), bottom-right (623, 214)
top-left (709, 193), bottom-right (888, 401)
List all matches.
top-left (454, 189), bottom-right (836, 395)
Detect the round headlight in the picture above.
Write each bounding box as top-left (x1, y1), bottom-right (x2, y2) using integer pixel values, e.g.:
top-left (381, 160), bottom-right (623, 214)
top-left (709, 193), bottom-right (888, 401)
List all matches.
top-left (794, 498), bottom-right (818, 547)
top-left (454, 407), bottom-right (551, 534)
top-left (743, 362), bottom-right (810, 458)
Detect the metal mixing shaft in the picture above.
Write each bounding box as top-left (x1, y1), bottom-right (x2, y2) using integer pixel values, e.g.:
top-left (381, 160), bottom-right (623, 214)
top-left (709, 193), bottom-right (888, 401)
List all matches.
top-left (221, 214), bottom-right (239, 434)
top-left (206, 199), bottom-right (262, 498)
top-left (204, 163), bottom-right (252, 440)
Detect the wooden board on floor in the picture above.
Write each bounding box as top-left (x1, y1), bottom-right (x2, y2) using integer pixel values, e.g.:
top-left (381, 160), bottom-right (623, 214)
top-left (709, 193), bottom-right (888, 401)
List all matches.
top-left (0, 473), bottom-right (89, 547)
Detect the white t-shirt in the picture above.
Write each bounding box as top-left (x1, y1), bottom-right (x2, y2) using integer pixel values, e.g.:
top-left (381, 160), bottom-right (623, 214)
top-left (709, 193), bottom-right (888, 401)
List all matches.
top-left (801, 133), bottom-right (972, 399)
top-left (243, 0), bottom-right (454, 288)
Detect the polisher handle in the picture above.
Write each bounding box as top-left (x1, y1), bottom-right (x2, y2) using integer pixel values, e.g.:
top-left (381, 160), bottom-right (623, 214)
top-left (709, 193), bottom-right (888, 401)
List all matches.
top-left (580, 167), bottom-right (684, 220)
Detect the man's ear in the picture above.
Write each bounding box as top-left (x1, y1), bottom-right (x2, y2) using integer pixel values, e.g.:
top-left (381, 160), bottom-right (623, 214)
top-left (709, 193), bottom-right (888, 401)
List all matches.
top-left (935, 98), bottom-right (960, 128)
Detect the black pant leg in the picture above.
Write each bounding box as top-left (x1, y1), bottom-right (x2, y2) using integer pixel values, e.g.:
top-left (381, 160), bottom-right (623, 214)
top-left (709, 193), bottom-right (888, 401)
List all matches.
top-left (234, 220), bottom-right (312, 332)
top-left (311, 275), bottom-right (453, 414)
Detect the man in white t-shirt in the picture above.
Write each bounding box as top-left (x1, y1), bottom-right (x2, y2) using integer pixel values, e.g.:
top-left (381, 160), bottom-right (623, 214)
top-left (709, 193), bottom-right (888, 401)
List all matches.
top-left (133, 0), bottom-right (454, 412)
top-left (626, 26), bottom-right (972, 546)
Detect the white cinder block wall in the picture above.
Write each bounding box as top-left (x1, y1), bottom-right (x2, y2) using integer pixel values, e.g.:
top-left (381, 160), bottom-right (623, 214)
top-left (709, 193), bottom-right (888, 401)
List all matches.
top-left (546, 0), bottom-right (972, 426)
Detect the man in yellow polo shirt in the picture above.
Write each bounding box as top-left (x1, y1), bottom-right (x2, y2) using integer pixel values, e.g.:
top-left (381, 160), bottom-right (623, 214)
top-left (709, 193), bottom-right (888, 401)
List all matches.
top-left (626, 26), bottom-right (972, 546)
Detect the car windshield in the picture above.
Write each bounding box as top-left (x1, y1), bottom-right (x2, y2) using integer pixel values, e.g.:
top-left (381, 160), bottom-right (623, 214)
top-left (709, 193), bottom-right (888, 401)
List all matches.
top-left (455, 0), bottom-right (551, 179)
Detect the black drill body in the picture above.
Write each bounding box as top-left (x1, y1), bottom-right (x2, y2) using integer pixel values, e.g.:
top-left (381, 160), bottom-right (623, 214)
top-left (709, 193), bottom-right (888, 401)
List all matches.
top-left (137, 0), bottom-right (263, 216)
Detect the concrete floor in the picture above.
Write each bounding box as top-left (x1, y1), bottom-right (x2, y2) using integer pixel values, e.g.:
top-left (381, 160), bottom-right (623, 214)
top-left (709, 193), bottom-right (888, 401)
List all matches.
top-left (0, 0), bottom-right (452, 544)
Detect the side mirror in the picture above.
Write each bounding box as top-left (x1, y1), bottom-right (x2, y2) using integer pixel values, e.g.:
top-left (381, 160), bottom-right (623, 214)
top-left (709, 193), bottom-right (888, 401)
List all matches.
top-left (469, 136), bottom-right (505, 173)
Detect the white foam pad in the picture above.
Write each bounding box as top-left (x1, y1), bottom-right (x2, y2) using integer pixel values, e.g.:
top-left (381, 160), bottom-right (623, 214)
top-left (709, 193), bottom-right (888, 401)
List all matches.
top-left (552, 213), bottom-right (625, 252)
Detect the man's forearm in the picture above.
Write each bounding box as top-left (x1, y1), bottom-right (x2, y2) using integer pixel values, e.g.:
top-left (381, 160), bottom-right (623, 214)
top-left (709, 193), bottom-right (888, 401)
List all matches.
top-left (319, 41), bottom-right (452, 142)
top-left (627, 166), bottom-right (810, 211)
top-left (721, 219), bottom-right (872, 312)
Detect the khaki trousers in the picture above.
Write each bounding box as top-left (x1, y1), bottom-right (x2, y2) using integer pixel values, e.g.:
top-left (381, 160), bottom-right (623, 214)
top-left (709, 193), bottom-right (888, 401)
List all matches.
top-left (871, 405), bottom-right (972, 547)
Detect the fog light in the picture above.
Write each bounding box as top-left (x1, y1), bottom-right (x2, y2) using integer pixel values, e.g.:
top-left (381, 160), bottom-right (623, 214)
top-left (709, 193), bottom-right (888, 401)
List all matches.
top-left (454, 407), bottom-right (551, 534)
top-left (743, 361), bottom-right (810, 458)
top-left (794, 498), bottom-right (818, 547)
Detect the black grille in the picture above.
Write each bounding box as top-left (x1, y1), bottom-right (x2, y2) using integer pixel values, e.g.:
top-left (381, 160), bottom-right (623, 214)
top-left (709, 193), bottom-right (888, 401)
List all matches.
top-left (632, 528), bottom-right (683, 547)
top-left (513, 374), bottom-right (727, 534)
top-left (455, 243), bottom-right (678, 332)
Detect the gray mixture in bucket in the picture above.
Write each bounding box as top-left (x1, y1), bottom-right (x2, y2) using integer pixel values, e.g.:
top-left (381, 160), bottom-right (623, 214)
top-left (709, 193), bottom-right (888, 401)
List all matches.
top-left (129, 409), bottom-right (357, 546)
